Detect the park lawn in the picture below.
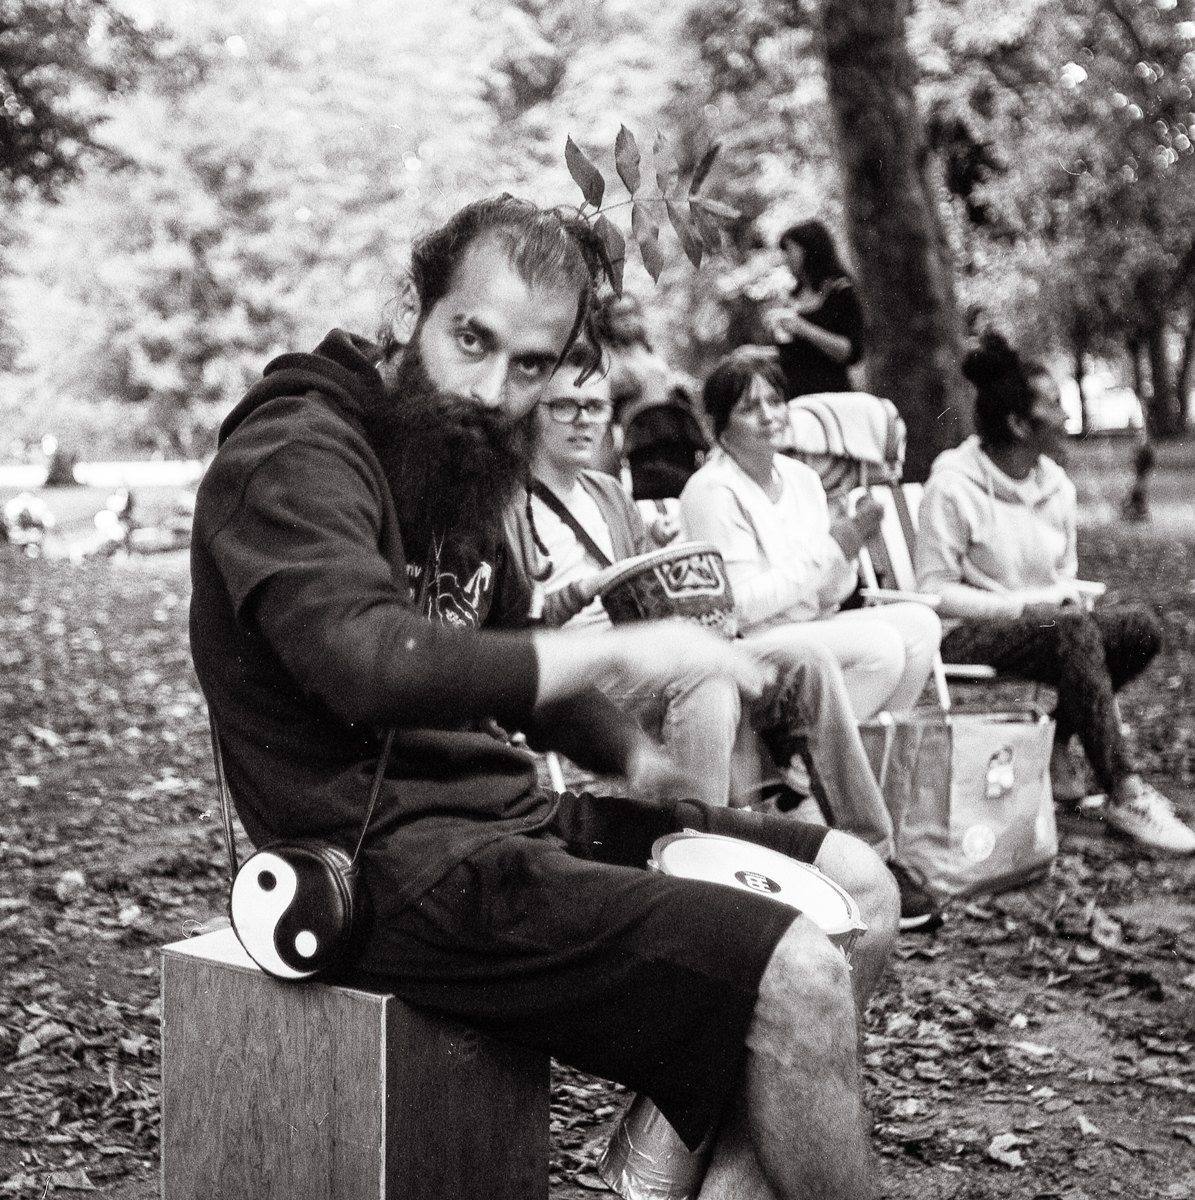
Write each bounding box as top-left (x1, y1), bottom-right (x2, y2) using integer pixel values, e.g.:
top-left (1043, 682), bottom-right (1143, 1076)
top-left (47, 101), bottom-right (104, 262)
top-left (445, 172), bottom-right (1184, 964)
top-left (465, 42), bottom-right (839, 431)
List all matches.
top-left (1, 458), bottom-right (1195, 1197)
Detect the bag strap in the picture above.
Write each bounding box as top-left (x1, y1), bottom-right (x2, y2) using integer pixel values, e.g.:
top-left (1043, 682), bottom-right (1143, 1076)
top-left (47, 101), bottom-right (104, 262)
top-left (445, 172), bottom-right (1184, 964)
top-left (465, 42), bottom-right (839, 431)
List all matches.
top-left (210, 715), bottom-right (240, 885)
top-left (531, 480), bottom-right (613, 568)
top-left (351, 727), bottom-right (396, 865)
top-left (209, 714), bottom-right (395, 882)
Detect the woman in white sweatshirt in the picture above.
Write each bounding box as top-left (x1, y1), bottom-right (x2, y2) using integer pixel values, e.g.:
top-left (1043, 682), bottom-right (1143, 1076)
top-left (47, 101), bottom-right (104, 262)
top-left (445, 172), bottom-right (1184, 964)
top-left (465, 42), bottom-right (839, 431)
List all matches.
top-left (681, 348), bottom-right (941, 723)
top-left (915, 333), bottom-right (1191, 853)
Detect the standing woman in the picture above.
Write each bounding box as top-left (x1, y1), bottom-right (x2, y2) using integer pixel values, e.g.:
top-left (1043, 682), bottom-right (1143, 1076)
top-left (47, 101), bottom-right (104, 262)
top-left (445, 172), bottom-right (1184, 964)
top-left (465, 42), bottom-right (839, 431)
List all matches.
top-left (767, 220), bottom-right (864, 398)
top-left (681, 348), bottom-right (941, 723)
top-left (915, 333), bottom-right (1193, 853)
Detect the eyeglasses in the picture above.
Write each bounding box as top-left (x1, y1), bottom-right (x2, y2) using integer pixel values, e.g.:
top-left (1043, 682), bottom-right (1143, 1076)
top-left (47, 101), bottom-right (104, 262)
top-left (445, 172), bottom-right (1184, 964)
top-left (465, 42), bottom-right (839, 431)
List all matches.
top-left (543, 398), bottom-right (614, 424)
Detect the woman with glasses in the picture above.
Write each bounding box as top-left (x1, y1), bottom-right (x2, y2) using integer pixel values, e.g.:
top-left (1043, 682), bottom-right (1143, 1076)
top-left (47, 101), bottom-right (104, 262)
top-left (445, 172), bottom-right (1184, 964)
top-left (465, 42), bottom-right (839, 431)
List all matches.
top-left (504, 349), bottom-right (741, 806)
top-left (916, 333), bottom-right (1192, 853)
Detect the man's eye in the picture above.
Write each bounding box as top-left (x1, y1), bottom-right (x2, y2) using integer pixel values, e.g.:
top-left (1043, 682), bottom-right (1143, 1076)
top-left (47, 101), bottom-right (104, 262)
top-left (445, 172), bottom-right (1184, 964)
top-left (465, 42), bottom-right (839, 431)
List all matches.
top-left (456, 329), bottom-right (483, 354)
top-left (515, 359), bottom-right (549, 381)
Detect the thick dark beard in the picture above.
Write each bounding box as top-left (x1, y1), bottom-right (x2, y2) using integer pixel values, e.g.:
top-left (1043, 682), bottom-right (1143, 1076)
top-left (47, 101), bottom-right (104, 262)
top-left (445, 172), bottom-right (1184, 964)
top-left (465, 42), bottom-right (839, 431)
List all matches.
top-left (363, 340), bottom-right (535, 565)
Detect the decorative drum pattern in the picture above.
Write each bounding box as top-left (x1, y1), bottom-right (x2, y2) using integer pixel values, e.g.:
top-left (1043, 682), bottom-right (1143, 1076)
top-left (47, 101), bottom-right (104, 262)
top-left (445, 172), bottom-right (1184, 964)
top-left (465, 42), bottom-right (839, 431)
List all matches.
top-left (599, 542), bottom-right (737, 640)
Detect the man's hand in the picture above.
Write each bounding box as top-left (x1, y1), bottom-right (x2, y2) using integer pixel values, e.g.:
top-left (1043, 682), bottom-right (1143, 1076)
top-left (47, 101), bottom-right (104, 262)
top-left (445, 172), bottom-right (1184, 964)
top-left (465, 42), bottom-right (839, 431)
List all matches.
top-left (829, 496), bottom-right (884, 561)
top-left (533, 619), bottom-right (774, 709)
top-left (625, 740), bottom-right (704, 802)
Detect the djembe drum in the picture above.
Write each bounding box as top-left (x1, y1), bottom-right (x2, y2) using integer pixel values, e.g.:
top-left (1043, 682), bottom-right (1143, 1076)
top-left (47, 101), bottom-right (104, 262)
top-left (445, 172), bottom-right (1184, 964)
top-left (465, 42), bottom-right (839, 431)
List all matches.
top-left (598, 542), bottom-right (737, 640)
top-left (598, 832), bottom-right (867, 1200)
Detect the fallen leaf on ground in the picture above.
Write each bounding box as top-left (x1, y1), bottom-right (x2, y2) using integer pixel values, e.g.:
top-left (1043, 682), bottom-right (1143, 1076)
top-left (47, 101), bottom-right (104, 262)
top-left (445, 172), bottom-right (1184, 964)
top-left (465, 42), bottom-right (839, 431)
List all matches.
top-left (987, 1132), bottom-right (1029, 1167)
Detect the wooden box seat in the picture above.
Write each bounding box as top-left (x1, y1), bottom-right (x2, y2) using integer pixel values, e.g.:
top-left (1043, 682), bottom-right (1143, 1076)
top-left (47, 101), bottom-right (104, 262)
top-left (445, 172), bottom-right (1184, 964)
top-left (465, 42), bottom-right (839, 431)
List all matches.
top-left (160, 926), bottom-right (549, 1199)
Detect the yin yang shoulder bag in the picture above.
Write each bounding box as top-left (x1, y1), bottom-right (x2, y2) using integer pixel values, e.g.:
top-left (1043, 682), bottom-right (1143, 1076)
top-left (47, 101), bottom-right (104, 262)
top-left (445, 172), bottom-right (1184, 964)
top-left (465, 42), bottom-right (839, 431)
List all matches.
top-left (211, 717), bottom-right (395, 981)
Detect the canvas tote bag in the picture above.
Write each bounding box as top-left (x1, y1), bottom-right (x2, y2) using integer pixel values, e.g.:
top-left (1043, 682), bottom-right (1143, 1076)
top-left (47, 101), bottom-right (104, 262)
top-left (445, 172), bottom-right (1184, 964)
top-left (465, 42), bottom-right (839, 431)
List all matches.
top-left (859, 711), bottom-right (1058, 902)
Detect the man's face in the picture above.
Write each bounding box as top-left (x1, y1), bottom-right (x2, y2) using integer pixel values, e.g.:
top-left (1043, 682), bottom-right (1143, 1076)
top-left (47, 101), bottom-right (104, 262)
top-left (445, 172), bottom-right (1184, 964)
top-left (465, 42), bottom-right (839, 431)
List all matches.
top-left (534, 370), bottom-right (613, 477)
top-left (413, 234), bottom-right (581, 421)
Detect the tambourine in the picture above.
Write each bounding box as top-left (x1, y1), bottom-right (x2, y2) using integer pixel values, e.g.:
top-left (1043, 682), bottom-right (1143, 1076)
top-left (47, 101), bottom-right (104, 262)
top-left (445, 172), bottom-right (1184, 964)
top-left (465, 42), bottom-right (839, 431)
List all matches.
top-left (650, 830), bottom-right (867, 958)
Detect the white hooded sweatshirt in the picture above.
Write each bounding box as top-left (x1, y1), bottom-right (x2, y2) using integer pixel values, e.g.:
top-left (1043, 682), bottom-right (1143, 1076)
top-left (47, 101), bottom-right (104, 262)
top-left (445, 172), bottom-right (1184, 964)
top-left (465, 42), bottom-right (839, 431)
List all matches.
top-left (914, 435), bottom-right (1077, 630)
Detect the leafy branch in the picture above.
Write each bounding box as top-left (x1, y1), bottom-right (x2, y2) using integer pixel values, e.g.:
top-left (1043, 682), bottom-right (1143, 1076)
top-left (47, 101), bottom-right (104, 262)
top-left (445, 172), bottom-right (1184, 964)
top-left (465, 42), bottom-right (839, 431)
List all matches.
top-left (565, 126), bottom-right (739, 294)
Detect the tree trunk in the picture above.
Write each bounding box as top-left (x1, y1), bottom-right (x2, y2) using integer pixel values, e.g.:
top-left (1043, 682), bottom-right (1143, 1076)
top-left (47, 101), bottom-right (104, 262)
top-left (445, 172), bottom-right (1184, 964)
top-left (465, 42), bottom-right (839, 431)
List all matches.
top-left (1145, 321), bottom-right (1183, 438)
top-left (1128, 337), bottom-right (1145, 413)
top-left (1073, 339), bottom-right (1089, 439)
top-left (1177, 311), bottom-right (1195, 430)
top-left (820, 0), bottom-right (970, 482)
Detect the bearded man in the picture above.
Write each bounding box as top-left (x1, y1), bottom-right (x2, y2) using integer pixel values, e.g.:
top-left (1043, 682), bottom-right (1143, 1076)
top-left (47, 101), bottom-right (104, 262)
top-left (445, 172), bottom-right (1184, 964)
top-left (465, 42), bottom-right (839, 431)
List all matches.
top-left (190, 195), bottom-right (897, 1200)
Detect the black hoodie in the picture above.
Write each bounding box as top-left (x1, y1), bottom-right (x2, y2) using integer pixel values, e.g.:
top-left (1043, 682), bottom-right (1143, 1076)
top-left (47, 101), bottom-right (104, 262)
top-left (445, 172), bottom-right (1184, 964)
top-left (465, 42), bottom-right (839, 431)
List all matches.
top-left (190, 331), bottom-right (635, 962)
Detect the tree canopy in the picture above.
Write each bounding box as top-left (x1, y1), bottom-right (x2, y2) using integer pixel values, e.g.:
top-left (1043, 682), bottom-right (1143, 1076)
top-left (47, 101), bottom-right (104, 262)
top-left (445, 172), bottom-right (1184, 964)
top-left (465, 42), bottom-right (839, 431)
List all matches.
top-left (915, 0), bottom-right (1195, 433)
top-left (0, 0), bottom-right (156, 199)
top-left (3, 0), bottom-right (1195, 458)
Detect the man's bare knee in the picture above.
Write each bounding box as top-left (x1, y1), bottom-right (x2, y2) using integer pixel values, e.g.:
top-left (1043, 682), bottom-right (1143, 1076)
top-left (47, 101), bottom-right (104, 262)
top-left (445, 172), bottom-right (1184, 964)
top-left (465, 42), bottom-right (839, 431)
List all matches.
top-left (749, 919), bottom-right (856, 1064)
top-left (814, 829), bottom-right (899, 947)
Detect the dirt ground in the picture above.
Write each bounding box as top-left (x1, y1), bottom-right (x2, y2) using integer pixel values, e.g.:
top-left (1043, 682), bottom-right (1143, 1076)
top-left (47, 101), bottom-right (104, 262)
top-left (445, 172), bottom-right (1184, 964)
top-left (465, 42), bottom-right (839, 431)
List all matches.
top-left (3, 449), bottom-right (1195, 1198)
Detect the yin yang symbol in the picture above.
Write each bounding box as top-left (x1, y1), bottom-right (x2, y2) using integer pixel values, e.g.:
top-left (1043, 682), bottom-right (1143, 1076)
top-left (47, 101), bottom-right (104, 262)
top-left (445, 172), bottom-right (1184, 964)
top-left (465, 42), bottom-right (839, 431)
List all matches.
top-left (230, 850), bottom-right (319, 980)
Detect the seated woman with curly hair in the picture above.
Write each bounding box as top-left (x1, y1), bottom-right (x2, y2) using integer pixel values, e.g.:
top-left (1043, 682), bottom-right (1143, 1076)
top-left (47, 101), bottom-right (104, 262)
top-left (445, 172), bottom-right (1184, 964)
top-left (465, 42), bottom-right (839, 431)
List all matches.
top-left (915, 332), bottom-right (1193, 854)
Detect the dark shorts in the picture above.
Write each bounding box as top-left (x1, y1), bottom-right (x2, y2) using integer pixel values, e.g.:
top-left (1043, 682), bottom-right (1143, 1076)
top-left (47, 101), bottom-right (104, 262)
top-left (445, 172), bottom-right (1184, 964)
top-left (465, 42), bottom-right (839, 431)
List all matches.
top-left (352, 793), bottom-right (828, 1149)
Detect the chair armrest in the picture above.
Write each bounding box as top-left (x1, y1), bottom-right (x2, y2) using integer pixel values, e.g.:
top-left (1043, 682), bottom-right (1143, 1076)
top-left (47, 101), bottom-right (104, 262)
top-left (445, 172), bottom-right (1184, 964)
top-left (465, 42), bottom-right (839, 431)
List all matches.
top-left (941, 663), bottom-right (998, 680)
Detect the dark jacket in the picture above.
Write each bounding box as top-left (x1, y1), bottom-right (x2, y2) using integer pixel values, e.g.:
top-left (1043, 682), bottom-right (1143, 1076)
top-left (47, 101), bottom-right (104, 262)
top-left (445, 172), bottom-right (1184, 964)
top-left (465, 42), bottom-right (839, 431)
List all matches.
top-left (190, 330), bottom-right (634, 967)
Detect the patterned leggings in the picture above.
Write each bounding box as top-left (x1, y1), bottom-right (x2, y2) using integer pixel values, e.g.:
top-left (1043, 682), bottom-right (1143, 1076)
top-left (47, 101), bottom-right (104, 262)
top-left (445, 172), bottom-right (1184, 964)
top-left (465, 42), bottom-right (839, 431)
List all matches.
top-left (940, 606), bottom-right (1162, 794)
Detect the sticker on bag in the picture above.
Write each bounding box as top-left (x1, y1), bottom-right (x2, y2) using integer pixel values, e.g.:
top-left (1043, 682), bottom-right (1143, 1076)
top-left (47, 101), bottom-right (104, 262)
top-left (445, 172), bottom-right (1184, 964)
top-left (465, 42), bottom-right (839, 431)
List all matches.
top-left (985, 745), bottom-right (1015, 801)
top-left (962, 823), bottom-right (997, 863)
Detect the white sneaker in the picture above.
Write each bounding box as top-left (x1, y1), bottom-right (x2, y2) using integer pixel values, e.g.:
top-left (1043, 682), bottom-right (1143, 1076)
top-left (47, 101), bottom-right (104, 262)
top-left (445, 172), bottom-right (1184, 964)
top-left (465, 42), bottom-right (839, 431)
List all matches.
top-left (1105, 779), bottom-right (1195, 853)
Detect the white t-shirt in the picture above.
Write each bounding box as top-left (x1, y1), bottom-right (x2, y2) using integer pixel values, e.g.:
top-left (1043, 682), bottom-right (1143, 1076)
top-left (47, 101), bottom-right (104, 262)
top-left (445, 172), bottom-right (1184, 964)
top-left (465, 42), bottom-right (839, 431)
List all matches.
top-left (532, 485), bottom-right (616, 631)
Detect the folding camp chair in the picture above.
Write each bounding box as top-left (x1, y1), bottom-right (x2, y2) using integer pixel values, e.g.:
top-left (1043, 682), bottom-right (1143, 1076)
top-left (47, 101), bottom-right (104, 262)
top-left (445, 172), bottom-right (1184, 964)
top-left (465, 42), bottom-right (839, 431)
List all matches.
top-left (851, 483), bottom-right (993, 711)
top-left (782, 392), bottom-right (906, 517)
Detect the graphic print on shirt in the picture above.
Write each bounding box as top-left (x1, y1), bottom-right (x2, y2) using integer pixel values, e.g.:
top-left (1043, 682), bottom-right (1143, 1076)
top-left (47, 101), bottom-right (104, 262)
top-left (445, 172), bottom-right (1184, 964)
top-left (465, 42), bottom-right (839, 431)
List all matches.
top-left (406, 542), bottom-right (495, 628)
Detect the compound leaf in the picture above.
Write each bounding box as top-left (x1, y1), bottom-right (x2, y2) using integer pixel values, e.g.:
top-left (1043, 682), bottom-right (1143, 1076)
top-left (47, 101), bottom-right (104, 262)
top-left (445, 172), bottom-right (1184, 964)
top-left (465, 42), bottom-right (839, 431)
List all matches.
top-left (593, 214), bottom-right (626, 296)
top-left (689, 199), bottom-right (724, 251)
top-left (666, 200), bottom-right (703, 269)
top-left (565, 136), bottom-right (605, 209)
top-left (653, 130), bottom-right (679, 195)
top-left (689, 143), bottom-right (721, 195)
top-left (614, 125), bottom-right (641, 195)
top-left (631, 201), bottom-right (664, 283)
top-left (690, 194), bottom-right (740, 220)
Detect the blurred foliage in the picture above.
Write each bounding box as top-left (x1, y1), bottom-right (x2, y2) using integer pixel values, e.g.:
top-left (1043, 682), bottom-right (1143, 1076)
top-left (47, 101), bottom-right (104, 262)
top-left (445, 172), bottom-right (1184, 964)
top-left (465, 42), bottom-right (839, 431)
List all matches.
top-left (1, 0), bottom-right (719, 457)
top-left (914, 0), bottom-right (1195, 434)
top-left (2, 0), bottom-right (1195, 456)
top-left (0, 0), bottom-right (157, 199)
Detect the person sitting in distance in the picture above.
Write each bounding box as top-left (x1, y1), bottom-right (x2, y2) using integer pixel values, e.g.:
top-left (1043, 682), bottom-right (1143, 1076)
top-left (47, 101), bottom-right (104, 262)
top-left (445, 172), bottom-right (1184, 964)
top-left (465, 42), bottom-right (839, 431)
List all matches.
top-left (915, 332), bottom-right (1193, 854)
